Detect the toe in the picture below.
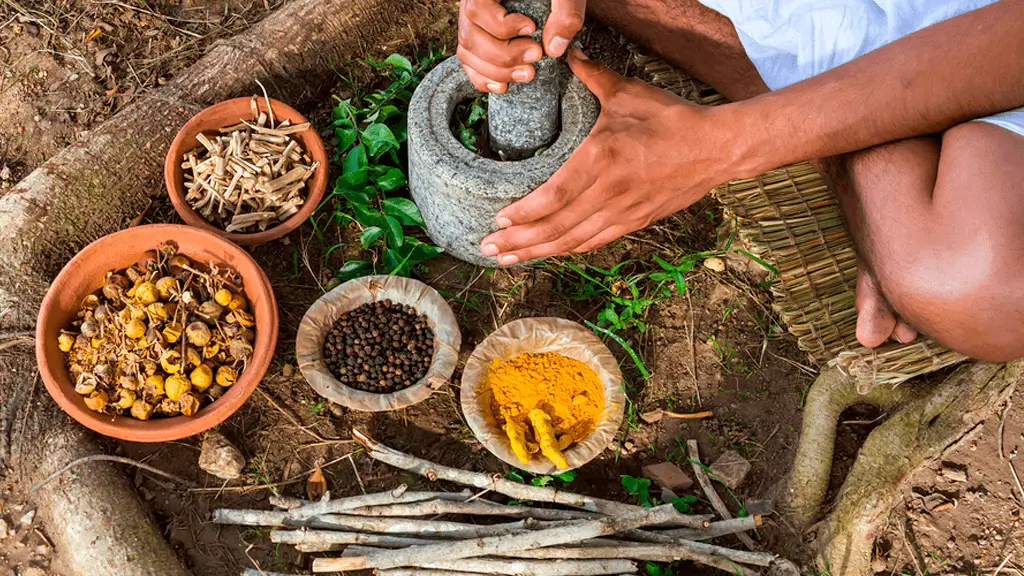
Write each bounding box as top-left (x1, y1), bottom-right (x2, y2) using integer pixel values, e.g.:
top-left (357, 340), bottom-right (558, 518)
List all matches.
top-left (892, 320), bottom-right (919, 344)
top-left (856, 270), bottom-right (898, 348)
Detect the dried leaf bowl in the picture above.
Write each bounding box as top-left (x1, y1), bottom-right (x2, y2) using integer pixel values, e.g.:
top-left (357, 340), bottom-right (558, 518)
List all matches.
top-left (460, 317), bottom-right (626, 475)
top-left (296, 275), bottom-right (461, 412)
top-left (164, 97), bottom-right (328, 246)
top-left (36, 224), bottom-right (279, 442)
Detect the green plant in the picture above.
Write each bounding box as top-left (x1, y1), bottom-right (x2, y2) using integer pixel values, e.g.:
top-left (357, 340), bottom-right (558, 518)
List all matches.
top-left (507, 468), bottom-right (576, 486)
top-left (317, 47), bottom-right (447, 280)
top-left (453, 94), bottom-right (488, 152)
top-left (311, 399), bottom-right (328, 415)
top-left (621, 475), bottom-right (697, 513)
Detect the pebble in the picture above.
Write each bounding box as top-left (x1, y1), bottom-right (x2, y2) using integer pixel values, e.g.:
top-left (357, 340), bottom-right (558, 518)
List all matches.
top-left (198, 431), bottom-right (246, 480)
top-left (0, 518), bottom-right (8, 539)
top-left (17, 510), bottom-right (34, 529)
top-left (871, 557), bottom-right (887, 573)
top-left (709, 450), bottom-right (752, 490)
top-left (643, 462), bottom-right (694, 491)
top-left (0, 165), bottom-right (11, 182)
top-left (640, 409), bottom-right (663, 424)
top-left (329, 403), bottom-right (345, 418)
top-left (703, 257), bottom-right (726, 273)
top-left (282, 364), bottom-right (295, 378)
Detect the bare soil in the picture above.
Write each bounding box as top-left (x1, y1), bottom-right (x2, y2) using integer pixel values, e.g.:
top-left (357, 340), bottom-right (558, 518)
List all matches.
top-left (1, 3), bottom-right (1022, 576)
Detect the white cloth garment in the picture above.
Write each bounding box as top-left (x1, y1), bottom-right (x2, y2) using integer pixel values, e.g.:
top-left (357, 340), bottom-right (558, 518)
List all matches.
top-left (698, 0), bottom-right (1024, 136)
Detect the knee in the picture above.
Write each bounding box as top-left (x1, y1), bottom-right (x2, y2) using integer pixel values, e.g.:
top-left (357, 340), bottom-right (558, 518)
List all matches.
top-left (879, 249), bottom-right (1024, 362)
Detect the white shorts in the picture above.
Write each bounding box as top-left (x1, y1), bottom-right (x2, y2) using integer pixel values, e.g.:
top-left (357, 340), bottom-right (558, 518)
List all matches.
top-left (699, 0), bottom-right (1024, 137)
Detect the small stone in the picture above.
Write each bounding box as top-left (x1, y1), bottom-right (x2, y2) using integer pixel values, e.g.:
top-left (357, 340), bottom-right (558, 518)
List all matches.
top-left (642, 462), bottom-right (694, 491)
top-left (660, 487), bottom-right (678, 504)
top-left (34, 544), bottom-right (48, 555)
top-left (21, 568), bottom-right (46, 576)
top-left (0, 165), bottom-right (10, 181)
top-left (17, 510), bottom-right (34, 529)
top-left (709, 450), bottom-right (752, 490)
top-left (329, 403), bottom-right (345, 418)
top-left (767, 559), bottom-right (801, 576)
top-left (745, 498), bottom-right (775, 516)
top-left (994, 534), bottom-right (1003, 541)
top-left (703, 257), bottom-right (726, 273)
top-left (198, 431), bottom-right (245, 480)
top-left (871, 557), bottom-right (887, 573)
top-left (940, 464), bottom-right (968, 482)
top-left (620, 441), bottom-right (636, 455)
top-left (640, 409), bottom-right (663, 424)
top-left (282, 364), bottom-right (295, 378)
top-left (0, 518), bottom-right (9, 539)
top-left (978, 538), bottom-right (988, 547)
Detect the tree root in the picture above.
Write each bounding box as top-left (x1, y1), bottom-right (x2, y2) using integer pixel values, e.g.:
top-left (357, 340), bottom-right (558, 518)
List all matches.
top-left (784, 361), bottom-right (1021, 576)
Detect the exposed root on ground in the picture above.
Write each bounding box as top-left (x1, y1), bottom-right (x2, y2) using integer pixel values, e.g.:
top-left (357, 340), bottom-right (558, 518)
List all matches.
top-left (784, 361), bottom-right (1021, 576)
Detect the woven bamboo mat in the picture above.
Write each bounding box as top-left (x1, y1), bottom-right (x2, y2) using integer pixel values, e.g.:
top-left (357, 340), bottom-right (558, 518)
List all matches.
top-left (631, 53), bottom-right (967, 389)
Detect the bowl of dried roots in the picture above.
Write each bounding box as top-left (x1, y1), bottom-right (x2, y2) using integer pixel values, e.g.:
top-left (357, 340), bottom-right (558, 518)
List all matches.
top-left (36, 224), bottom-right (278, 442)
top-left (165, 95), bottom-right (328, 246)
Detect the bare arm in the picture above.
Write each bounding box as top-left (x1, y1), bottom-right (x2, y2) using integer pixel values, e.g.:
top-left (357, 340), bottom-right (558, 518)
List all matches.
top-left (731, 0), bottom-right (1024, 177)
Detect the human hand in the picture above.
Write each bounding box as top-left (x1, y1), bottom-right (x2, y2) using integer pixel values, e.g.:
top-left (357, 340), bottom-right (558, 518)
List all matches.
top-left (480, 49), bottom-right (744, 265)
top-left (457, 0), bottom-right (586, 93)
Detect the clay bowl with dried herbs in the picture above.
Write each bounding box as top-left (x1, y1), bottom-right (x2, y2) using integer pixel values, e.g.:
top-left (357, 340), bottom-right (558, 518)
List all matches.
top-left (36, 224), bottom-right (278, 442)
top-left (164, 96), bottom-right (328, 246)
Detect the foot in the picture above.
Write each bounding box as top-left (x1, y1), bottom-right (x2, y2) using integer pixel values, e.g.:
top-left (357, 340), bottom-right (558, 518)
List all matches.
top-left (855, 270), bottom-right (918, 348)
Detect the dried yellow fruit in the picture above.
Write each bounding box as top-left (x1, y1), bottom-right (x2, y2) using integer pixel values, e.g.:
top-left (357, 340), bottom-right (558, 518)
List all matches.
top-left (131, 399), bottom-right (155, 420)
top-left (74, 374), bottom-right (98, 395)
top-left (84, 390), bottom-right (109, 412)
top-left (215, 365), bottom-right (238, 387)
top-left (114, 388), bottom-right (137, 410)
top-left (147, 302), bottom-right (170, 323)
top-left (144, 374), bottom-right (165, 398)
top-left (102, 274), bottom-right (129, 300)
top-left (185, 347), bottom-right (202, 368)
top-left (125, 319), bottom-right (147, 339)
top-left (58, 332), bottom-right (75, 353)
top-left (81, 319), bottom-right (100, 338)
top-left (90, 337), bottom-right (106, 349)
top-left (165, 374), bottom-right (191, 401)
top-left (203, 342), bottom-right (220, 359)
top-left (190, 364), bottom-right (213, 392)
top-left (198, 301), bottom-right (224, 322)
top-left (157, 398), bottom-right (180, 415)
top-left (81, 294), bottom-right (100, 310)
top-left (228, 338), bottom-right (253, 361)
top-left (168, 254), bottom-right (191, 274)
top-left (118, 373), bottom-right (140, 390)
top-left (228, 293), bottom-right (248, 311)
top-left (163, 322), bottom-right (183, 344)
top-left (214, 289), bottom-right (233, 307)
top-left (142, 359), bottom-right (158, 376)
top-left (230, 309), bottom-right (256, 328)
top-left (178, 392), bottom-right (201, 416)
top-left (128, 304), bottom-right (147, 320)
top-left (135, 282), bottom-right (159, 305)
top-left (160, 350), bottom-right (182, 374)
top-left (186, 321), bottom-right (212, 347)
top-left (155, 276), bottom-right (179, 300)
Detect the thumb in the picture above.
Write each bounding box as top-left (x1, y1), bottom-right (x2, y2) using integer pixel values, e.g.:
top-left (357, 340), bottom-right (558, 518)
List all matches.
top-left (567, 48), bottom-right (619, 101)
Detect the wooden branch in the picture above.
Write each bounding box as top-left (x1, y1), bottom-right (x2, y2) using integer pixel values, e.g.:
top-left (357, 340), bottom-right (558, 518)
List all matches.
top-left (661, 515), bottom-right (762, 540)
top-left (340, 499), bottom-right (598, 521)
top-left (272, 528), bottom-right (430, 548)
top-left (571, 538), bottom-right (775, 567)
top-left (686, 439), bottom-right (758, 551)
top-left (343, 547), bottom-right (635, 576)
top-left (353, 430), bottom-right (640, 517)
top-left (288, 489), bottom-right (469, 518)
top-left (243, 571), bottom-right (307, 576)
top-left (311, 504), bottom-right (686, 572)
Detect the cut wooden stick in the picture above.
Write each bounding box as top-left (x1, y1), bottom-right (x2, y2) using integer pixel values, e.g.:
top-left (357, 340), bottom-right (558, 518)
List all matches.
top-left (343, 547), bottom-right (635, 576)
top-left (341, 499), bottom-right (599, 521)
top-left (272, 529), bottom-right (431, 548)
top-left (354, 430), bottom-right (638, 516)
top-left (311, 504), bottom-right (685, 572)
top-left (661, 515), bottom-right (762, 540)
top-left (663, 410), bottom-right (714, 420)
top-left (687, 439), bottom-right (758, 551)
top-left (288, 489), bottom-right (469, 518)
top-left (575, 538), bottom-right (774, 567)
top-left (242, 571), bottom-right (308, 576)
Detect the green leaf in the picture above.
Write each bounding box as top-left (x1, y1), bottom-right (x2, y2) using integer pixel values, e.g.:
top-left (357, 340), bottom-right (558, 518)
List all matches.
top-left (467, 100), bottom-right (487, 125)
top-left (335, 260), bottom-right (374, 282)
top-left (553, 470), bottom-right (576, 483)
top-left (343, 144), bottom-right (368, 174)
top-left (352, 203), bottom-right (383, 228)
top-left (383, 248), bottom-right (405, 275)
top-left (670, 497), bottom-right (692, 514)
top-left (530, 475), bottom-right (554, 487)
top-left (360, 226), bottom-right (384, 249)
top-left (383, 215), bottom-right (404, 248)
top-left (335, 127), bottom-right (358, 151)
top-left (362, 123), bottom-right (400, 157)
top-left (375, 168), bottom-right (407, 192)
top-left (645, 562), bottom-right (671, 576)
top-left (506, 470), bottom-right (526, 484)
top-left (382, 198), bottom-right (425, 227)
top-left (383, 53), bottom-right (413, 74)
top-left (621, 475), bottom-right (652, 508)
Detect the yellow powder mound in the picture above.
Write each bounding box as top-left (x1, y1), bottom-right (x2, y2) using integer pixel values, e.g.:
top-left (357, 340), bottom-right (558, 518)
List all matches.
top-left (487, 352), bottom-right (604, 467)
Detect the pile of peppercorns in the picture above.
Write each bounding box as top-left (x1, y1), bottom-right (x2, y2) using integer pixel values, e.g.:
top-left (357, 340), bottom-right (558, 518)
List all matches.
top-left (323, 300), bottom-right (435, 393)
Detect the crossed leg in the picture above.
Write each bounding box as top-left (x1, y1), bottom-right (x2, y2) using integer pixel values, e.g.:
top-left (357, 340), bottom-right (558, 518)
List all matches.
top-left (587, 0), bottom-right (1024, 361)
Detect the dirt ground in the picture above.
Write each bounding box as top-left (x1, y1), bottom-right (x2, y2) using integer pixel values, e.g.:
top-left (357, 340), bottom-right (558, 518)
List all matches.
top-left (1, 1), bottom-right (1023, 576)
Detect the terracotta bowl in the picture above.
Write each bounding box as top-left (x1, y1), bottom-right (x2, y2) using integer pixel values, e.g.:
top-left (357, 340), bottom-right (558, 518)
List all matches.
top-left (36, 224), bottom-right (279, 442)
top-left (164, 97), bottom-right (328, 246)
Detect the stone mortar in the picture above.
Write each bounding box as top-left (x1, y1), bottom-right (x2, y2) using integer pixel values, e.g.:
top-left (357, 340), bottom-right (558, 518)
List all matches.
top-left (408, 56), bottom-right (598, 267)
top-left (487, 0), bottom-right (563, 159)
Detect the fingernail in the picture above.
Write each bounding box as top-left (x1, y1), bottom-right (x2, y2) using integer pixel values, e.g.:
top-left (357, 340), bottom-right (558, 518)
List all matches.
top-left (512, 67), bottom-right (531, 82)
top-left (524, 46), bottom-right (542, 63)
top-left (498, 254), bottom-right (520, 265)
top-left (486, 81), bottom-right (502, 92)
top-left (496, 216), bottom-right (512, 228)
top-left (549, 36), bottom-right (570, 58)
top-left (481, 243), bottom-right (499, 256)
top-left (519, 24), bottom-right (535, 36)
top-left (572, 46), bottom-right (589, 60)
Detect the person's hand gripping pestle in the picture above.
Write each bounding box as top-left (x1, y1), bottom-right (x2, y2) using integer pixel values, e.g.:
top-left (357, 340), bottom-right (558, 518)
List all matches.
top-left (458, 0), bottom-right (585, 159)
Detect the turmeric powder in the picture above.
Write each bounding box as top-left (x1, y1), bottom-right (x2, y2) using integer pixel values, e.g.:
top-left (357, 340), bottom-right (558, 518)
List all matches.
top-left (487, 352), bottom-right (604, 468)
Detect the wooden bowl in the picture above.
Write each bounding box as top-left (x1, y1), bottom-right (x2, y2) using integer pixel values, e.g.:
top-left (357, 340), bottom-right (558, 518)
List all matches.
top-left (164, 97), bottom-right (328, 246)
top-left (36, 224), bottom-right (279, 442)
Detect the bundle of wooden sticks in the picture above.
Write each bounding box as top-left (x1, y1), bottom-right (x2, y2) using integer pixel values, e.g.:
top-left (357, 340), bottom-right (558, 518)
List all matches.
top-left (214, 431), bottom-right (779, 576)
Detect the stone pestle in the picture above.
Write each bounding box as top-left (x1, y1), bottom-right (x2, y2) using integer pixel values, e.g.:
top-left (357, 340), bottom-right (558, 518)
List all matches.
top-left (487, 0), bottom-right (564, 160)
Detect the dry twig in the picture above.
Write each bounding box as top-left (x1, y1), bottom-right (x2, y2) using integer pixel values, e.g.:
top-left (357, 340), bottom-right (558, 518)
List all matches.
top-left (686, 439), bottom-right (758, 551)
top-left (30, 454), bottom-right (196, 493)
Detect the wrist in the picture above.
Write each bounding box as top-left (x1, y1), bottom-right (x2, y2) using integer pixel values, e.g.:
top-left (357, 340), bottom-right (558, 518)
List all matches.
top-left (706, 98), bottom-right (781, 180)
